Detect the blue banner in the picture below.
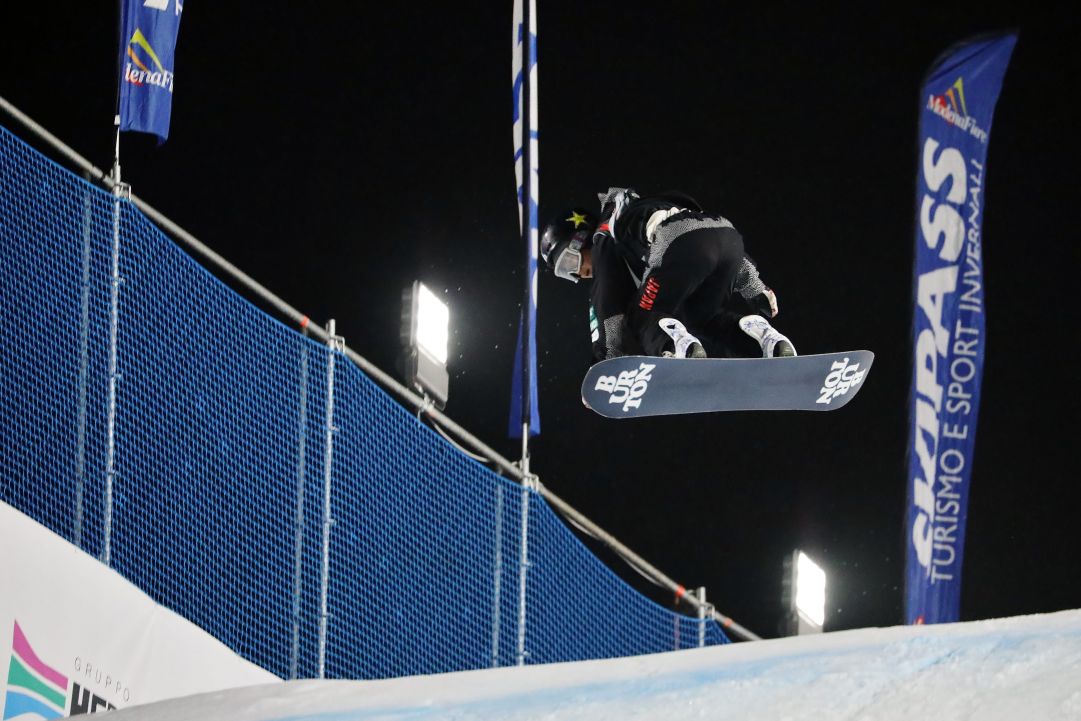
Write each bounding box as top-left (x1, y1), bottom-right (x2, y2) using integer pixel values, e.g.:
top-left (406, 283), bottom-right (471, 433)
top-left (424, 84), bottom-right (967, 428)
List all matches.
top-left (905, 33), bottom-right (1016, 624)
top-left (118, 0), bottom-right (185, 142)
top-left (508, 0), bottom-right (540, 438)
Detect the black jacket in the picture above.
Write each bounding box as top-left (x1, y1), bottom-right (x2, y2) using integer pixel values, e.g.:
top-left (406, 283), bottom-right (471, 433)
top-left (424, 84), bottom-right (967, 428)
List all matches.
top-left (586, 187), bottom-right (772, 361)
top-left (588, 188), bottom-right (703, 360)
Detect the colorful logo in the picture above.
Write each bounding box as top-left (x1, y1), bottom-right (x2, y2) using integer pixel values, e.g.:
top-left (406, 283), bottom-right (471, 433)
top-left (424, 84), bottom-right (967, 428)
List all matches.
top-left (941, 77), bottom-right (969, 117)
top-left (3, 621), bottom-right (68, 720)
top-left (123, 29), bottom-right (175, 93)
top-left (927, 77), bottom-right (988, 143)
top-left (2, 621), bottom-right (120, 718)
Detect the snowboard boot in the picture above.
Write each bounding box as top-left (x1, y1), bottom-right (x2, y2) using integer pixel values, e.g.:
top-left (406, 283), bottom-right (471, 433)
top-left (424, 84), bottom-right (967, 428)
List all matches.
top-left (658, 318), bottom-right (707, 359)
top-left (738, 315), bottom-right (797, 358)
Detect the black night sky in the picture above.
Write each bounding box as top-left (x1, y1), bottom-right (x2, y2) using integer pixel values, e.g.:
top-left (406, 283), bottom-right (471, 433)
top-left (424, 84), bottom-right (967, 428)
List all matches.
top-left (3, 3), bottom-right (1080, 640)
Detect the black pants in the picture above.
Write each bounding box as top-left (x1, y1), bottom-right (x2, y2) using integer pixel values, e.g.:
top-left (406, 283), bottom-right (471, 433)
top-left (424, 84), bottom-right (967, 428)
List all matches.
top-left (626, 226), bottom-right (762, 358)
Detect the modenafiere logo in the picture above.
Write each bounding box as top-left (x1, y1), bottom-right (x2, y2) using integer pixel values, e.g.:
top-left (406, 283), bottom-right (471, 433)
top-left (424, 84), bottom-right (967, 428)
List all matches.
top-left (927, 77), bottom-right (988, 143)
top-left (123, 28), bottom-right (175, 93)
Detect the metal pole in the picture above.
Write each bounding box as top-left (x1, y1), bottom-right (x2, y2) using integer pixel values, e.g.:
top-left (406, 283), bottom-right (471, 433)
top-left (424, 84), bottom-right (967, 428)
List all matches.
top-left (518, 0), bottom-right (536, 471)
top-left (0, 95), bottom-right (762, 644)
top-left (290, 337), bottom-right (310, 679)
top-left (102, 0), bottom-right (124, 559)
top-left (672, 592), bottom-right (679, 650)
top-left (317, 320), bottom-right (340, 679)
top-left (490, 485), bottom-right (504, 668)
top-left (696, 587), bottom-right (707, 648)
top-left (516, 475), bottom-right (531, 666)
top-left (521, 424), bottom-right (529, 472)
top-left (101, 147), bottom-right (124, 567)
top-left (74, 174), bottom-right (93, 547)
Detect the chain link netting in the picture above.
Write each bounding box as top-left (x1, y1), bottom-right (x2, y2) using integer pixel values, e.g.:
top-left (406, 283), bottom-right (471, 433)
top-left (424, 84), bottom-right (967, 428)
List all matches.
top-left (0, 122), bottom-right (727, 681)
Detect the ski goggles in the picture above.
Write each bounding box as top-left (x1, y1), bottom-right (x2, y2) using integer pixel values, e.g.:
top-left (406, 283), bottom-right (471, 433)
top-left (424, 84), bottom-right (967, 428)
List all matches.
top-left (552, 239), bottom-right (584, 283)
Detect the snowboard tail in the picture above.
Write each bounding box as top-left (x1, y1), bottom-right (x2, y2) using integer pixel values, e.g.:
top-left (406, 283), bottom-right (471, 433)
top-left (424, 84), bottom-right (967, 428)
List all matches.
top-left (581, 351), bottom-right (874, 418)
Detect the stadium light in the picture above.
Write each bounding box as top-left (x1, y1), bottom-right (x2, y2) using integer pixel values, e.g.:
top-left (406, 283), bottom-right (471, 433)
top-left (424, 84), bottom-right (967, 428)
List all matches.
top-left (782, 550), bottom-right (827, 635)
top-left (400, 281), bottom-right (449, 409)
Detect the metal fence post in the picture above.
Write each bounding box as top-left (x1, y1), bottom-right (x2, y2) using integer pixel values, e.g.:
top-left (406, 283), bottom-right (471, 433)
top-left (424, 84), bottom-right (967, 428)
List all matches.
top-left (517, 469), bottom-right (537, 667)
top-left (491, 484), bottom-right (504, 668)
top-left (290, 335), bottom-right (311, 679)
top-left (696, 586), bottom-right (712, 648)
top-left (101, 174), bottom-right (128, 567)
top-left (317, 319), bottom-right (342, 679)
top-left (74, 175), bottom-right (93, 548)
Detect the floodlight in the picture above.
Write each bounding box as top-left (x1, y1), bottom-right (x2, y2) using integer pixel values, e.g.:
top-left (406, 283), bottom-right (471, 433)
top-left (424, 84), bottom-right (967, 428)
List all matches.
top-left (400, 281), bottom-right (450, 409)
top-left (782, 549), bottom-right (827, 635)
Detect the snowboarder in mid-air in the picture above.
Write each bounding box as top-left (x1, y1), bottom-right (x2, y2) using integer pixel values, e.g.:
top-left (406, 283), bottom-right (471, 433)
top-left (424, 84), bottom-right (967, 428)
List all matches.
top-left (541, 187), bottom-right (797, 363)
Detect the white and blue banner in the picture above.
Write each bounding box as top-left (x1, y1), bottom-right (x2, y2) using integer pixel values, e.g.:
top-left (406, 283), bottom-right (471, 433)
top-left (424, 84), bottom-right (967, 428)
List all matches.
top-left (508, 0), bottom-right (540, 438)
top-left (118, 0), bottom-right (185, 142)
top-left (905, 33), bottom-right (1016, 625)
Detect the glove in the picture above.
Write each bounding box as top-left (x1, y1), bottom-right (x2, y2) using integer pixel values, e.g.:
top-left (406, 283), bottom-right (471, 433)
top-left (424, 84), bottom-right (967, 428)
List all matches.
top-left (764, 287), bottom-right (779, 317)
top-left (751, 288), bottom-right (779, 318)
top-left (596, 187), bottom-right (639, 218)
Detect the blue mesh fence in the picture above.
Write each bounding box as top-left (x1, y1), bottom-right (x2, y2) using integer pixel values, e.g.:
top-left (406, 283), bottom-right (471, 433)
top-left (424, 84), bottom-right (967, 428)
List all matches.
top-left (0, 121), bottom-right (727, 681)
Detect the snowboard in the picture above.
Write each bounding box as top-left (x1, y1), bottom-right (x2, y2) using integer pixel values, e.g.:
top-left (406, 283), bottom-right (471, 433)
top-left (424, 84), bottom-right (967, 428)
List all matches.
top-left (581, 350), bottom-right (874, 418)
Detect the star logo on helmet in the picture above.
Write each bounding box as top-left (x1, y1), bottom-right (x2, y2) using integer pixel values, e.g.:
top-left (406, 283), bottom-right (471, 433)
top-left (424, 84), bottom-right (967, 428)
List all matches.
top-left (567, 211), bottom-right (589, 228)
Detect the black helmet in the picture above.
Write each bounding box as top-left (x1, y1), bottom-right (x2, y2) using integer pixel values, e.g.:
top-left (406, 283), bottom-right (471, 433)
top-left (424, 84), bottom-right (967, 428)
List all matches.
top-left (540, 207), bottom-right (596, 283)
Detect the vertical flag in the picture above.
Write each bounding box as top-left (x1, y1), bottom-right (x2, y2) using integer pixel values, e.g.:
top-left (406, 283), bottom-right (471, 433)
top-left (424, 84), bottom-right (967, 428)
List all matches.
top-left (118, 0), bottom-right (185, 142)
top-left (905, 33), bottom-right (1016, 624)
top-left (509, 0), bottom-right (540, 439)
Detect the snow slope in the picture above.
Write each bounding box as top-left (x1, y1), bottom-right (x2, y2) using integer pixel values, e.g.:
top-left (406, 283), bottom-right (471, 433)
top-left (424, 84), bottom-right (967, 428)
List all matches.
top-left (103, 609), bottom-right (1081, 721)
